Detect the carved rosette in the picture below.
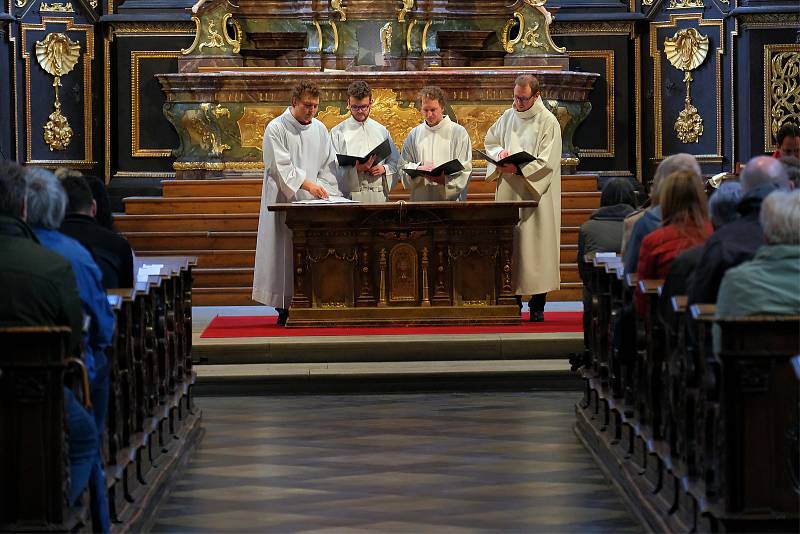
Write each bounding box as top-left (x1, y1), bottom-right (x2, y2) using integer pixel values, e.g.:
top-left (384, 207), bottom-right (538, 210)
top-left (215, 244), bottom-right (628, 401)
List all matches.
top-left (35, 33), bottom-right (80, 151)
top-left (663, 28), bottom-right (709, 144)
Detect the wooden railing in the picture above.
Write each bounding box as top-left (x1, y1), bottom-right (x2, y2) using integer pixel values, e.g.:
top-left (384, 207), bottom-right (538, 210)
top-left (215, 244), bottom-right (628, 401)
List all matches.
top-left (576, 252), bottom-right (800, 533)
top-left (0, 256), bottom-right (201, 532)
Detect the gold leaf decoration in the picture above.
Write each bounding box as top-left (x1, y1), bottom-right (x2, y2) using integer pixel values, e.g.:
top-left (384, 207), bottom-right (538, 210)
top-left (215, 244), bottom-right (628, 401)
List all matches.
top-left (663, 28), bottom-right (708, 81)
top-left (663, 28), bottom-right (709, 143)
top-left (36, 32), bottom-right (81, 77)
top-left (36, 33), bottom-right (81, 151)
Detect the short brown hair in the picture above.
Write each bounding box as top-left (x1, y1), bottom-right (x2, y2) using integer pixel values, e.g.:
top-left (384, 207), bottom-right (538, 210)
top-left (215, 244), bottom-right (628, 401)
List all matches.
top-left (347, 81), bottom-right (371, 100)
top-left (418, 86), bottom-right (446, 108)
top-left (514, 74), bottom-right (540, 95)
top-left (292, 81), bottom-right (320, 103)
top-left (659, 170), bottom-right (708, 230)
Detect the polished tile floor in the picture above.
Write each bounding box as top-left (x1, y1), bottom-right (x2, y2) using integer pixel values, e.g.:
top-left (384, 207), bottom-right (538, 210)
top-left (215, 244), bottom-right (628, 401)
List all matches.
top-left (151, 392), bottom-right (640, 533)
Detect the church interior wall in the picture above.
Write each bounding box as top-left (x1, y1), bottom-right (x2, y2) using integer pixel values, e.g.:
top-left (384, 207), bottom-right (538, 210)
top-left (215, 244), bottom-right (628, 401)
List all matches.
top-left (0, 0), bottom-right (797, 204)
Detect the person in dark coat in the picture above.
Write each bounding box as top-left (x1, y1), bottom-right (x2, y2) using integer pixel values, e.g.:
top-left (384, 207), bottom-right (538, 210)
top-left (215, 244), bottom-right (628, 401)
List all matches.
top-left (0, 161), bottom-right (100, 521)
top-left (689, 156), bottom-right (791, 305)
top-left (59, 173), bottom-right (135, 289)
top-left (577, 178), bottom-right (637, 345)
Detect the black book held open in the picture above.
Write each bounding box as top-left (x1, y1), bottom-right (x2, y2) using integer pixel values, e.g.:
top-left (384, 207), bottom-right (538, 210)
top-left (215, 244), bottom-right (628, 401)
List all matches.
top-left (475, 150), bottom-right (536, 172)
top-left (336, 138), bottom-right (392, 167)
top-left (403, 159), bottom-right (465, 179)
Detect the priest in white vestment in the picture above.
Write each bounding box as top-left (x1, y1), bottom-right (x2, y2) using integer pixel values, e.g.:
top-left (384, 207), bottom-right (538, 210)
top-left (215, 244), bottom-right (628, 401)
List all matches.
top-left (252, 82), bottom-right (342, 325)
top-left (484, 74), bottom-right (562, 322)
top-left (400, 86), bottom-right (472, 201)
top-left (331, 81), bottom-right (400, 202)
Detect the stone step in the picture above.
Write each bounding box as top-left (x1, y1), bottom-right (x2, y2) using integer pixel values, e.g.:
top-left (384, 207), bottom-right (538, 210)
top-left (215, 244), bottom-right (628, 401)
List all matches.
top-left (123, 196), bottom-right (261, 215)
top-left (137, 249), bottom-right (255, 269)
top-left (160, 173), bottom-right (599, 198)
top-left (125, 231), bottom-right (257, 250)
top-left (115, 213), bottom-right (259, 232)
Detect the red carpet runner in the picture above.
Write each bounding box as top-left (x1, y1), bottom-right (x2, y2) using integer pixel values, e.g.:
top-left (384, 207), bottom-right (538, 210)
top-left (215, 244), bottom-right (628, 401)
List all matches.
top-left (200, 312), bottom-right (583, 338)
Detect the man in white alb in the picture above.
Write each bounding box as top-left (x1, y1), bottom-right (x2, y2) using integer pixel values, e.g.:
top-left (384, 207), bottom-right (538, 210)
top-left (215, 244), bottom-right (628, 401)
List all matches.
top-left (400, 86), bottom-right (472, 201)
top-left (484, 74), bottom-right (562, 322)
top-left (252, 81), bottom-right (342, 325)
top-left (331, 81), bottom-right (400, 202)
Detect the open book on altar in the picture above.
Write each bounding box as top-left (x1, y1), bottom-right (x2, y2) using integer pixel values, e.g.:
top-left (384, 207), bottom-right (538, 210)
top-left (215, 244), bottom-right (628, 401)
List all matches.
top-left (403, 159), bottom-right (464, 179)
top-left (475, 150), bottom-right (536, 172)
top-left (336, 138), bottom-right (392, 167)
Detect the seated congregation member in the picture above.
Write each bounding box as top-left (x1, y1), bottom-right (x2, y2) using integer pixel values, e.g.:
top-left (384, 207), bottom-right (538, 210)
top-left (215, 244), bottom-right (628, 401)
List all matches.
top-left (0, 162), bottom-right (100, 523)
top-left (780, 155), bottom-right (800, 188)
top-left (331, 81), bottom-right (400, 202)
top-left (689, 156), bottom-right (791, 305)
top-left (622, 153), bottom-right (701, 275)
top-left (772, 122), bottom-right (800, 159)
top-left (252, 81), bottom-right (341, 326)
top-left (657, 180), bottom-right (743, 325)
top-left (56, 168), bottom-right (115, 230)
top-left (716, 189), bottom-right (800, 319)
top-left (59, 173), bottom-right (135, 289)
top-left (635, 170), bottom-right (712, 315)
top-left (401, 86), bottom-right (472, 201)
top-left (485, 74), bottom-right (563, 322)
top-left (577, 178), bottom-right (636, 335)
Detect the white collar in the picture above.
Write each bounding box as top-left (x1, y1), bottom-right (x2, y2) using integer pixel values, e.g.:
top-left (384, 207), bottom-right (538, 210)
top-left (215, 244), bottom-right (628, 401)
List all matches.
top-left (424, 115), bottom-right (451, 133)
top-left (514, 98), bottom-right (545, 120)
top-left (283, 107), bottom-right (313, 132)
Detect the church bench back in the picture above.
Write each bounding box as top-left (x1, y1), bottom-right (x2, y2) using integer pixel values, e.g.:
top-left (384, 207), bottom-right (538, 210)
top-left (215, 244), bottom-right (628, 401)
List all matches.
top-left (0, 326), bottom-right (88, 531)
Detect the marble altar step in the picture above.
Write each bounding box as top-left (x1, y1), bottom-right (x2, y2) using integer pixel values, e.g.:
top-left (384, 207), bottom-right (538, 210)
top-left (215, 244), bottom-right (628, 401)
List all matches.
top-left (194, 267), bottom-right (255, 287)
top-left (157, 174), bottom-right (600, 198)
top-left (123, 196), bottom-right (262, 214)
top-left (115, 213), bottom-right (259, 232)
top-left (124, 191), bottom-right (596, 215)
top-left (125, 231), bottom-right (257, 250)
top-left (139, 249), bottom-right (255, 268)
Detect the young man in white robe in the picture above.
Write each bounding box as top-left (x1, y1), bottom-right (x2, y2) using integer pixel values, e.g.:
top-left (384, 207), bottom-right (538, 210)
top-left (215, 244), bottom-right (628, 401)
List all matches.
top-left (400, 86), bottom-right (472, 201)
top-left (252, 82), bottom-right (342, 325)
top-left (331, 81), bottom-right (400, 202)
top-left (484, 74), bottom-right (562, 322)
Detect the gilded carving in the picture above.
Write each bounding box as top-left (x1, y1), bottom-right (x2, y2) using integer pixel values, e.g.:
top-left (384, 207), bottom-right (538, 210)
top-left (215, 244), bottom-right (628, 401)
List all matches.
top-left (765, 47), bottom-right (800, 151)
top-left (500, 15), bottom-right (521, 54)
top-left (222, 13), bottom-right (242, 54)
top-left (389, 244), bottom-right (418, 302)
top-left (237, 106), bottom-right (285, 150)
top-left (519, 22), bottom-right (544, 50)
top-left (664, 28), bottom-right (709, 143)
top-left (36, 33), bottom-right (81, 151)
top-left (667, 0), bottom-right (704, 8)
top-left (199, 20), bottom-right (225, 53)
top-left (450, 105), bottom-right (506, 150)
top-left (331, 0), bottom-right (346, 21)
top-left (40, 2), bottom-right (74, 12)
top-left (131, 51), bottom-right (182, 158)
top-left (398, 0), bottom-right (413, 23)
top-left (318, 88), bottom-right (420, 149)
top-left (380, 22), bottom-right (392, 55)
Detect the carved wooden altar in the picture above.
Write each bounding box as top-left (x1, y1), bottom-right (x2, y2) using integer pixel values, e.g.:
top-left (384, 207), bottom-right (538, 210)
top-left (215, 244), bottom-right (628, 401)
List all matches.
top-left (269, 201), bottom-right (535, 326)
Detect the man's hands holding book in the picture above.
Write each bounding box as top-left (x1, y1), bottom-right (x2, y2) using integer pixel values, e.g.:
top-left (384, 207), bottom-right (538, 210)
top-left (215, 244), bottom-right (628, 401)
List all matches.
top-left (495, 150), bottom-right (519, 175)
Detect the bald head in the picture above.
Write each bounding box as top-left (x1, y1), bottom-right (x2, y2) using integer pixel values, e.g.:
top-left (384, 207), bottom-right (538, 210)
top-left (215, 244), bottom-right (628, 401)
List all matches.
top-left (740, 156), bottom-right (790, 193)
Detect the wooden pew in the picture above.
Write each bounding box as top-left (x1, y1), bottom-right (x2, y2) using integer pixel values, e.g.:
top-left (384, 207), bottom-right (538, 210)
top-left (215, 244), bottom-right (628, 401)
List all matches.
top-left (576, 248), bottom-right (800, 533)
top-left (0, 326), bottom-right (90, 531)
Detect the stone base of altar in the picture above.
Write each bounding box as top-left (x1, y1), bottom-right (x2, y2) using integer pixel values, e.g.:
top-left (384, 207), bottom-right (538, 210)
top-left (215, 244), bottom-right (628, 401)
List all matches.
top-left (286, 304), bottom-right (522, 327)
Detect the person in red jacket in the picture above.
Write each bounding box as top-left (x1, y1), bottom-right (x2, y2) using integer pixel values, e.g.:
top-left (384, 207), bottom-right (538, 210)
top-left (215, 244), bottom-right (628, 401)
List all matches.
top-left (772, 123), bottom-right (800, 159)
top-left (635, 170), bottom-right (713, 315)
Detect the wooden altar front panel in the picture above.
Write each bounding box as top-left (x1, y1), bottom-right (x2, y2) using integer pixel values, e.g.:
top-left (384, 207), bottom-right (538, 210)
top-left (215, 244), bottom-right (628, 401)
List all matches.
top-left (269, 201), bottom-right (536, 326)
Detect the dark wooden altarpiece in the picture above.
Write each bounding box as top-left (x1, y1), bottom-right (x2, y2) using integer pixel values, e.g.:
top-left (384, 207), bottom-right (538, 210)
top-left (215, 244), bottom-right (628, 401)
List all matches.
top-left (269, 201), bottom-right (536, 327)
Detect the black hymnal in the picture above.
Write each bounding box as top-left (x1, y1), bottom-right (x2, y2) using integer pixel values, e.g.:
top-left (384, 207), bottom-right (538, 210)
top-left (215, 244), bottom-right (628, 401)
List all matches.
top-left (403, 159), bottom-right (465, 179)
top-left (336, 138), bottom-right (392, 167)
top-left (475, 150), bottom-right (536, 172)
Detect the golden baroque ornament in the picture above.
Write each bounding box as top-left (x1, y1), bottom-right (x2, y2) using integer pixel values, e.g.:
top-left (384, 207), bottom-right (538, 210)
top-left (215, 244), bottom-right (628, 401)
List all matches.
top-left (663, 27), bottom-right (709, 144)
top-left (36, 33), bottom-right (81, 151)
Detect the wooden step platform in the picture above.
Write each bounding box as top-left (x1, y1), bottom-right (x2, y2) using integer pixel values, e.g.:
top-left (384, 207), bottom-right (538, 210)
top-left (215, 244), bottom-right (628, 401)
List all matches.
top-left (125, 174), bottom-right (600, 306)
